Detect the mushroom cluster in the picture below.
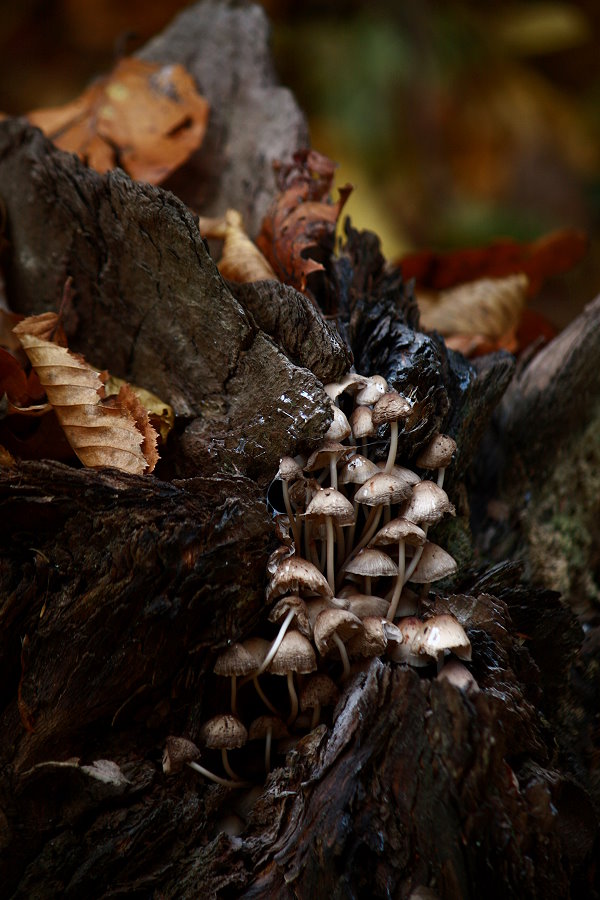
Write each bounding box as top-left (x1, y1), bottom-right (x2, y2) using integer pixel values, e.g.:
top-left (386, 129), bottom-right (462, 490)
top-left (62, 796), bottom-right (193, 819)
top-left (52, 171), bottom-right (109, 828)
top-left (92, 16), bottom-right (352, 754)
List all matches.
top-left (164, 372), bottom-right (473, 788)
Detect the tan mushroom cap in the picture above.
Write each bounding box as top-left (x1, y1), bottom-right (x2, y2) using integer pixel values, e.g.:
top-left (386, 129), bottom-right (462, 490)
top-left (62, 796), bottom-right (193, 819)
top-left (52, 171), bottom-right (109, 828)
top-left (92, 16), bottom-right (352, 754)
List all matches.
top-left (355, 375), bottom-right (388, 406)
top-left (241, 636), bottom-right (271, 665)
top-left (267, 630), bottom-right (317, 675)
top-left (299, 673), bottom-right (340, 711)
top-left (350, 405), bottom-right (376, 439)
top-left (419, 614), bottom-right (471, 660)
top-left (305, 441), bottom-right (354, 472)
top-left (344, 593), bottom-right (390, 619)
top-left (339, 453), bottom-right (380, 485)
top-left (408, 541), bottom-right (457, 584)
top-left (200, 714), bottom-right (248, 750)
top-left (401, 480), bottom-right (455, 525)
top-left (436, 658), bottom-right (479, 690)
top-left (354, 471), bottom-right (415, 507)
top-left (266, 544), bottom-right (294, 577)
top-left (371, 517), bottom-right (427, 547)
top-left (214, 642), bottom-right (264, 677)
top-left (345, 548), bottom-right (399, 578)
top-left (268, 595), bottom-right (311, 638)
top-left (346, 615), bottom-right (388, 658)
top-left (371, 391), bottom-right (412, 426)
top-left (387, 617), bottom-right (435, 667)
top-left (278, 456), bottom-right (304, 481)
top-left (324, 404), bottom-right (352, 441)
top-left (376, 462), bottom-right (421, 484)
top-left (248, 715), bottom-right (289, 741)
top-left (324, 373), bottom-right (368, 402)
top-left (267, 555), bottom-right (334, 602)
top-left (416, 433), bottom-right (457, 469)
top-left (162, 735), bottom-right (201, 774)
top-left (313, 608), bottom-right (364, 658)
top-left (303, 487), bottom-right (355, 526)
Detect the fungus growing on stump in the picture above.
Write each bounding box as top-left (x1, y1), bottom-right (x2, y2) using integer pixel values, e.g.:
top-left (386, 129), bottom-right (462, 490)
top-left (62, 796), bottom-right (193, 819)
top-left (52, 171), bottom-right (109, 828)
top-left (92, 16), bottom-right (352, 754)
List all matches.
top-left (267, 630), bottom-right (317, 725)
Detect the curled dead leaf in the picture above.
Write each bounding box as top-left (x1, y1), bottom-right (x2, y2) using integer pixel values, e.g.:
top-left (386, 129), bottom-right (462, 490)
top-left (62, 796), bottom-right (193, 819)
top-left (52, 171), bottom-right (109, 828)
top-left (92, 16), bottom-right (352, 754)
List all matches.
top-left (13, 323), bottom-right (158, 475)
top-left (27, 58), bottom-right (209, 185)
top-left (256, 149), bottom-right (352, 293)
top-left (199, 209), bottom-right (276, 283)
top-left (418, 274), bottom-right (529, 341)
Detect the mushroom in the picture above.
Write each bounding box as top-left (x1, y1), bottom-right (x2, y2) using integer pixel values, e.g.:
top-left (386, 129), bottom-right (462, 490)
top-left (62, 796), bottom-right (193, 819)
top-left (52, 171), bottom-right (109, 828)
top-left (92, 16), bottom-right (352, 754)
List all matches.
top-left (324, 403), bottom-right (352, 442)
top-left (313, 608), bottom-right (364, 679)
top-left (299, 674), bottom-right (340, 730)
top-left (387, 617), bottom-right (435, 667)
top-left (163, 735), bottom-right (249, 789)
top-left (199, 714), bottom-right (249, 782)
top-left (346, 615), bottom-right (388, 659)
top-left (407, 541), bottom-right (457, 587)
top-left (303, 487), bottom-right (355, 592)
top-left (214, 642), bottom-right (264, 717)
top-left (354, 374), bottom-right (388, 406)
top-left (350, 470), bottom-right (417, 558)
top-left (344, 547), bottom-right (398, 596)
top-left (371, 517), bottom-right (426, 621)
top-left (266, 555), bottom-right (333, 604)
top-left (416, 433), bottom-right (457, 489)
top-left (401, 482), bottom-right (456, 584)
top-left (257, 595), bottom-right (310, 676)
top-left (304, 441), bottom-right (354, 491)
top-left (277, 456), bottom-right (304, 549)
top-left (371, 391), bottom-right (413, 474)
top-left (436, 657), bottom-right (479, 691)
top-left (419, 614), bottom-right (471, 664)
top-left (324, 373), bottom-right (368, 405)
top-left (248, 715), bottom-right (289, 773)
top-left (267, 630), bottom-right (317, 725)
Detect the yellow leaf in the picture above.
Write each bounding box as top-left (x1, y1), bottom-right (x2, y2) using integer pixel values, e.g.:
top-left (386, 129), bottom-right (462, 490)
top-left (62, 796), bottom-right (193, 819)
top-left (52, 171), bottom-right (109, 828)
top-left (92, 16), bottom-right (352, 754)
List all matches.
top-left (417, 274), bottom-right (528, 341)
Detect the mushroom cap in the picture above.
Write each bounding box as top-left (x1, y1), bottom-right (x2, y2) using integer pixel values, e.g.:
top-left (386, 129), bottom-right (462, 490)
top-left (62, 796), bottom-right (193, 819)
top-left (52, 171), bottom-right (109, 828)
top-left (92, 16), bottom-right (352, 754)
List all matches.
top-left (313, 608), bottom-right (364, 657)
top-left (266, 544), bottom-right (294, 577)
top-left (371, 391), bottom-right (412, 426)
top-left (339, 453), bottom-right (380, 485)
top-left (355, 375), bottom-right (388, 406)
top-left (162, 736), bottom-right (201, 774)
top-left (354, 472), bottom-right (415, 507)
top-left (305, 441), bottom-right (354, 472)
top-left (346, 615), bottom-right (388, 658)
top-left (387, 617), bottom-right (435, 667)
top-left (324, 404), bottom-right (352, 441)
top-left (345, 548), bottom-right (399, 578)
top-left (248, 715), bottom-right (289, 741)
top-left (350, 405), bottom-right (376, 439)
top-left (371, 517), bottom-right (427, 547)
top-left (408, 541), bottom-right (458, 584)
top-left (416, 433), bottom-right (457, 469)
top-left (344, 592), bottom-right (390, 619)
top-left (305, 596), bottom-right (349, 628)
top-left (303, 487), bottom-right (355, 526)
top-left (241, 636), bottom-right (271, 666)
top-left (278, 456), bottom-right (304, 481)
top-left (299, 674), bottom-right (340, 711)
top-left (401, 480), bottom-right (455, 525)
top-left (267, 630), bottom-right (317, 675)
top-left (214, 642), bottom-right (263, 677)
top-left (436, 658), bottom-right (479, 690)
top-left (200, 714), bottom-right (248, 750)
top-left (268, 595), bottom-right (311, 637)
top-left (267, 555), bottom-right (334, 602)
top-left (419, 614), bottom-right (471, 660)
top-left (324, 373), bottom-right (368, 402)
top-left (376, 462), bottom-right (421, 485)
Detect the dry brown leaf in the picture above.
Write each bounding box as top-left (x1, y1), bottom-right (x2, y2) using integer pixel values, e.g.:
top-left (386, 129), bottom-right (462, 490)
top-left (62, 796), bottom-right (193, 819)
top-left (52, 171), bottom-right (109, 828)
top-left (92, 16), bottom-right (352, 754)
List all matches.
top-left (13, 324), bottom-right (158, 475)
top-left (256, 149), bottom-right (352, 293)
top-left (27, 58), bottom-right (209, 184)
top-left (418, 274), bottom-right (529, 342)
top-left (199, 209), bottom-right (276, 283)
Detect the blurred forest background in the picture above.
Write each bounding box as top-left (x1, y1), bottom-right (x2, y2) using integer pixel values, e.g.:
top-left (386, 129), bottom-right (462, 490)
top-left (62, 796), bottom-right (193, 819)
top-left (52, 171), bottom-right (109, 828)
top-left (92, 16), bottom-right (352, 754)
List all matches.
top-left (1, 0), bottom-right (600, 329)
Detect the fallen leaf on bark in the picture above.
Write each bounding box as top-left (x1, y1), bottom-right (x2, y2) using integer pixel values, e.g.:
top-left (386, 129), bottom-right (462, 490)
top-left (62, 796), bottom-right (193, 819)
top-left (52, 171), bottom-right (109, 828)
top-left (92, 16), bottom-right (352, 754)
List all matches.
top-left (26, 58), bottom-right (209, 184)
top-left (13, 321), bottom-right (158, 474)
top-left (256, 149), bottom-right (352, 293)
top-left (199, 209), bottom-right (276, 283)
top-left (399, 228), bottom-right (588, 296)
top-left (418, 274), bottom-right (528, 341)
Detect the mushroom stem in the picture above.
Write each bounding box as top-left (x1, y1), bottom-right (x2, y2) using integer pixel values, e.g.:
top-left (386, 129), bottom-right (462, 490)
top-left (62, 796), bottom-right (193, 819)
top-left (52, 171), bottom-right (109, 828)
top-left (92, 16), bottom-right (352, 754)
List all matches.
top-left (386, 541), bottom-right (406, 621)
top-left (251, 676), bottom-right (279, 715)
top-left (286, 672), bottom-right (299, 726)
top-left (384, 421), bottom-right (399, 473)
top-left (282, 480), bottom-right (302, 551)
top-left (326, 516), bottom-right (336, 593)
top-left (330, 456), bottom-right (338, 490)
top-left (187, 760), bottom-right (250, 788)
top-left (221, 748), bottom-right (241, 781)
top-left (256, 608), bottom-right (296, 675)
top-left (403, 524), bottom-right (429, 583)
top-left (333, 632), bottom-right (351, 680)
top-left (264, 726), bottom-right (273, 773)
top-left (437, 467), bottom-right (447, 490)
top-left (338, 506), bottom-right (383, 587)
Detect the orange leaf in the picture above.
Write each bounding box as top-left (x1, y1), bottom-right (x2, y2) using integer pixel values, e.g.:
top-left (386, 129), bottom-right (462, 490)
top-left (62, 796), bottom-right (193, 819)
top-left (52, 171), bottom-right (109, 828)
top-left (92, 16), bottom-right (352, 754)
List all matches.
top-left (418, 274), bottom-right (528, 341)
top-left (27, 58), bottom-right (210, 185)
top-left (13, 326), bottom-right (158, 474)
top-left (399, 229), bottom-right (588, 297)
top-left (200, 209), bottom-right (276, 283)
top-left (256, 149), bottom-right (352, 293)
